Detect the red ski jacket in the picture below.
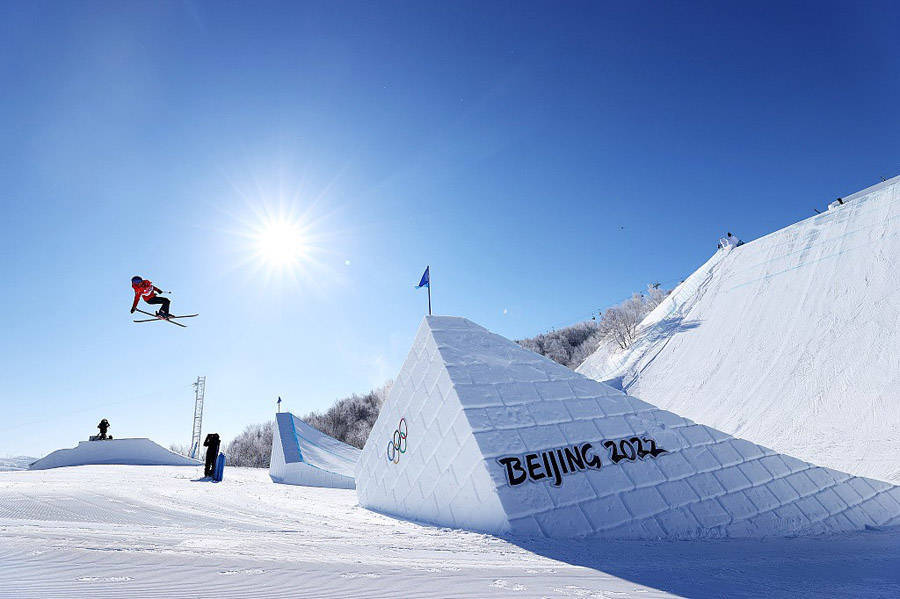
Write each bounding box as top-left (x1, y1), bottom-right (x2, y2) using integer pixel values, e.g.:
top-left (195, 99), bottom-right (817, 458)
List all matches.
top-left (132, 280), bottom-right (157, 310)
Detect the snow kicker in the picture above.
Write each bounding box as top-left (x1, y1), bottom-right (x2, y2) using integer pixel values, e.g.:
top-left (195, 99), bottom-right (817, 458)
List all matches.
top-left (29, 438), bottom-right (201, 470)
top-left (355, 316), bottom-right (900, 539)
top-left (269, 412), bottom-right (360, 489)
top-left (577, 176), bottom-right (900, 483)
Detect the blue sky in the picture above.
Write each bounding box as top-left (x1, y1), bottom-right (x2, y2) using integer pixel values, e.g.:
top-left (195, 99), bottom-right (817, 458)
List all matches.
top-left (1, 1), bottom-right (897, 457)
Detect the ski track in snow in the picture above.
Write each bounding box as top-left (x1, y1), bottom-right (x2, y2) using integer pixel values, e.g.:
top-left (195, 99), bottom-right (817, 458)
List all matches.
top-left (1, 466), bottom-right (898, 598)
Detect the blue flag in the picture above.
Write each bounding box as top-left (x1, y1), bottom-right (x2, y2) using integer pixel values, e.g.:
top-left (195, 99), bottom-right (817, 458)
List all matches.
top-left (416, 266), bottom-right (430, 289)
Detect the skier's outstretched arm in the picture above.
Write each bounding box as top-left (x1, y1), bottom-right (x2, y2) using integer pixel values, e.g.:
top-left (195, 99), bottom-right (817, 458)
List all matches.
top-left (130, 293), bottom-right (140, 314)
top-left (152, 286), bottom-right (163, 294)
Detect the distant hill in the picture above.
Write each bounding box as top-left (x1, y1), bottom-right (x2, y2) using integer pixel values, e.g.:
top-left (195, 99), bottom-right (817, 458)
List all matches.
top-left (0, 456), bottom-right (36, 471)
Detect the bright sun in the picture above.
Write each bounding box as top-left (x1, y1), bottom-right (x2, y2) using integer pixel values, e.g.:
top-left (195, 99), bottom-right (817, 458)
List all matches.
top-left (253, 219), bottom-right (309, 269)
top-left (229, 193), bottom-right (340, 291)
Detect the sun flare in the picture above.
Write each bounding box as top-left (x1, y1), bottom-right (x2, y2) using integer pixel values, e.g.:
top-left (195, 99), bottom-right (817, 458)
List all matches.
top-left (253, 219), bottom-right (309, 269)
top-left (226, 180), bottom-right (345, 292)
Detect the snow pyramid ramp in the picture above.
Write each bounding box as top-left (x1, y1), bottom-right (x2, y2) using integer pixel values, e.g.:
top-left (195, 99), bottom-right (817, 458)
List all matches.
top-left (578, 176), bottom-right (900, 482)
top-left (269, 412), bottom-right (360, 489)
top-left (356, 316), bottom-right (900, 539)
top-left (29, 438), bottom-right (200, 470)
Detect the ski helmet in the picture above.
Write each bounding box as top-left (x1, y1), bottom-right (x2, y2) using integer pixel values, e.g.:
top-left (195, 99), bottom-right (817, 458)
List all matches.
top-left (131, 276), bottom-right (143, 284)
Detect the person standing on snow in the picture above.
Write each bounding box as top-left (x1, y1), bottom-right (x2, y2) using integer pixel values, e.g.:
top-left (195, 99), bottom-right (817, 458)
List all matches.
top-left (97, 418), bottom-right (110, 440)
top-left (203, 433), bottom-right (221, 478)
top-left (130, 276), bottom-right (171, 317)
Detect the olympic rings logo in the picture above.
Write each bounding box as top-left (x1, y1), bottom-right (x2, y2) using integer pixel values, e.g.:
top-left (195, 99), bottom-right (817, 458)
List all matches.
top-left (386, 417), bottom-right (408, 464)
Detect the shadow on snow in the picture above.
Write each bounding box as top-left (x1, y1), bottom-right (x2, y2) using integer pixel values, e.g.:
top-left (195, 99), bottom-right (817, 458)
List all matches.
top-left (504, 528), bottom-right (900, 598)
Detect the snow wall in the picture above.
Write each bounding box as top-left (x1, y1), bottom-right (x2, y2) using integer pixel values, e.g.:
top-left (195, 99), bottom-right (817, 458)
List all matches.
top-left (578, 176), bottom-right (900, 483)
top-left (269, 412), bottom-right (360, 489)
top-left (29, 438), bottom-right (200, 470)
top-left (356, 316), bottom-right (900, 539)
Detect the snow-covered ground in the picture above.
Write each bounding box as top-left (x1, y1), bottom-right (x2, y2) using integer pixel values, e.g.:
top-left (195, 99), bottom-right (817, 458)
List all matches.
top-left (578, 176), bottom-right (900, 483)
top-left (1, 465), bottom-right (898, 598)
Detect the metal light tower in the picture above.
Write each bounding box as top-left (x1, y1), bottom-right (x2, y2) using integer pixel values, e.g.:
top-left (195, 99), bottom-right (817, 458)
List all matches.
top-left (189, 376), bottom-right (206, 459)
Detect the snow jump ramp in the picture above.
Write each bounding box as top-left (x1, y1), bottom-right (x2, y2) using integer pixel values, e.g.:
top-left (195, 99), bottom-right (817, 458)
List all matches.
top-left (269, 412), bottom-right (360, 489)
top-left (577, 176), bottom-right (900, 483)
top-left (29, 438), bottom-right (200, 470)
top-left (356, 316), bottom-right (900, 539)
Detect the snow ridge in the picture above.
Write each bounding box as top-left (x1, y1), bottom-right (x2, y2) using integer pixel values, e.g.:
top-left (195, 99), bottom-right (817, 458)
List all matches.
top-left (578, 176), bottom-right (900, 482)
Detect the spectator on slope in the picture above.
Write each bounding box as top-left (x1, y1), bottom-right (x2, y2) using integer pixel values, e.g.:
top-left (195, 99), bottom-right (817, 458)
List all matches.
top-left (718, 232), bottom-right (744, 249)
top-left (203, 433), bottom-right (221, 478)
top-left (97, 418), bottom-right (110, 440)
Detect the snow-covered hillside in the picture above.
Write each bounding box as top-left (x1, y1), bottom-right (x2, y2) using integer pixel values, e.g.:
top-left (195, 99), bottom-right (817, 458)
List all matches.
top-left (578, 176), bottom-right (900, 483)
top-left (0, 456), bottom-right (35, 471)
top-left (1, 465), bottom-right (899, 598)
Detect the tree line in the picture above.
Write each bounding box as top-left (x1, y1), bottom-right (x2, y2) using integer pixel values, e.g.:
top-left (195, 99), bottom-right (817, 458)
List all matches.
top-left (516, 284), bottom-right (670, 366)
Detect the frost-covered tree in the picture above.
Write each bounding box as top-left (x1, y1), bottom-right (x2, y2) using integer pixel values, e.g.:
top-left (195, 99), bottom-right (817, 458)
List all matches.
top-left (599, 287), bottom-right (674, 350)
top-left (225, 381), bottom-right (393, 467)
top-left (227, 421), bottom-right (275, 467)
top-left (516, 321), bottom-right (606, 369)
top-left (645, 283), bottom-right (668, 311)
top-left (599, 292), bottom-right (647, 349)
top-left (303, 381), bottom-right (393, 449)
top-left (518, 284), bottom-right (672, 361)
top-left (168, 443), bottom-right (190, 457)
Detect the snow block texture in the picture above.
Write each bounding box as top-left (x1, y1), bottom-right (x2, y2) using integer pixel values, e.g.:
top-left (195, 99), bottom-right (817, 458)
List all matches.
top-left (356, 316), bottom-right (900, 539)
top-left (269, 412), bottom-right (360, 489)
top-left (29, 438), bottom-right (200, 470)
top-left (578, 176), bottom-right (900, 483)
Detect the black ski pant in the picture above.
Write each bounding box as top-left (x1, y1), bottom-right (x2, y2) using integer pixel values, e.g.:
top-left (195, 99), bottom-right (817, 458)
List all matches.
top-left (146, 296), bottom-right (170, 316)
top-left (204, 447), bottom-right (219, 477)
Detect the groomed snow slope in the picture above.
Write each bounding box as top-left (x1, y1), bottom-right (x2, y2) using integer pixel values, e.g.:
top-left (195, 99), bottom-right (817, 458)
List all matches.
top-left (4, 466), bottom-right (900, 598)
top-left (577, 176), bottom-right (900, 482)
top-left (269, 412), bottom-right (360, 489)
top-left (356, 316), bottom-right (900, 539)
top-left (29, 438), bottom-right (200, 470)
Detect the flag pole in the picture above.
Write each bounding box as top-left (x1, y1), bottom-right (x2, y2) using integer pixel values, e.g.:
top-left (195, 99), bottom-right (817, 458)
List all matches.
top-left (427, 266), bottom-right (432, 315)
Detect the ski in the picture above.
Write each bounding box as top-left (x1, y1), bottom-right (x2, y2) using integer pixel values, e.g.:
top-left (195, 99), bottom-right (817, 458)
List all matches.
top-left (133, 309), bottom-right (193, 328)
top-left (135, 309), bottom-right (199, 320)
top-left (133, 316), bottom-right (196, 322)
top-left (134, 316), bottom-right (187, 327)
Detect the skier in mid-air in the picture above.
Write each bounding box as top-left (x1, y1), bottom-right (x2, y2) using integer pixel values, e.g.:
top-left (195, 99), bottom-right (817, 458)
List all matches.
top-left (130, 276), bottom-right (171, 318)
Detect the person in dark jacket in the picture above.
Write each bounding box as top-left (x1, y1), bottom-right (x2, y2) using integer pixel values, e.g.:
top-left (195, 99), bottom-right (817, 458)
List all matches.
top-left (97, 419), bottom-right (110, 440)
top-left (203, 433), bottom-right (221, 477)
